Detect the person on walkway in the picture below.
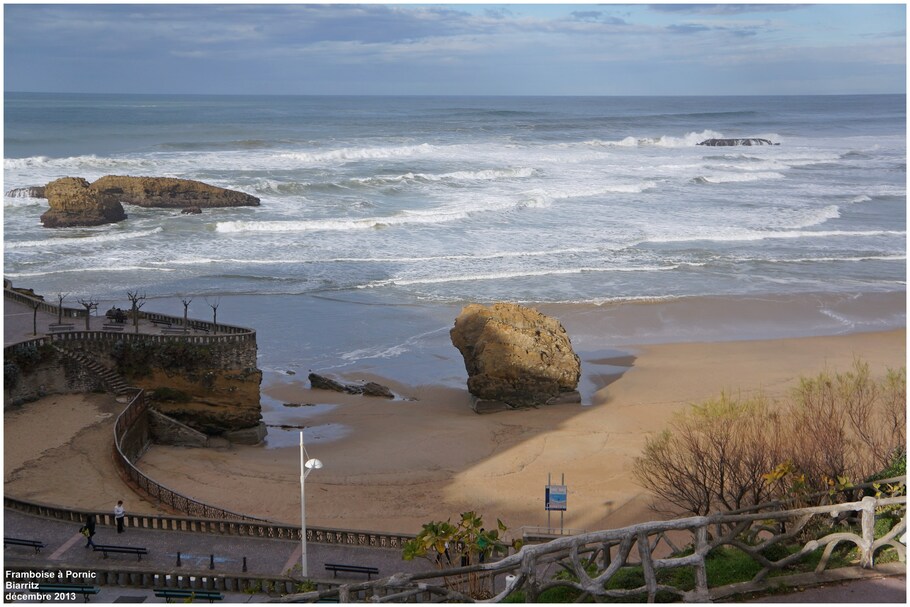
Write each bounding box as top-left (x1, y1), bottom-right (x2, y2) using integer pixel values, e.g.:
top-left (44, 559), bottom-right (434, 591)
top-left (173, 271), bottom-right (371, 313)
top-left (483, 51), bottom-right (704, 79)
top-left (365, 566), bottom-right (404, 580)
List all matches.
top-left (81, 514), bottom-right (97, 548)
top-left (114, 500), bottom-right (125, 533)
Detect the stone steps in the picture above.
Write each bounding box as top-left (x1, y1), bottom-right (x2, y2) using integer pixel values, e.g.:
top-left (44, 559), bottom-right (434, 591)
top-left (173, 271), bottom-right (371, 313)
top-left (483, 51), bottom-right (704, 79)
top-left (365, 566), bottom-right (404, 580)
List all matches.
top-left (50, 345), bottom-right (132, 395)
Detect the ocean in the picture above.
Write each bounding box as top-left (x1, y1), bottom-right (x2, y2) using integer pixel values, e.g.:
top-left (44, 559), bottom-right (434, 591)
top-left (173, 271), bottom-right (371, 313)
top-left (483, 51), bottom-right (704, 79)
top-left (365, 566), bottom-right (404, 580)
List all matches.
top-left (4, 93), bottom-right (906, 415)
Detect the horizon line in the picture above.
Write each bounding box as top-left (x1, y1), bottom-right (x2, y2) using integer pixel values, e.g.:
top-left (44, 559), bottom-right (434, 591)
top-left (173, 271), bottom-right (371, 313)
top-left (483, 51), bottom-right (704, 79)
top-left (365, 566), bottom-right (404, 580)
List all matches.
top-left (4, 90), bottom-right (906, 99)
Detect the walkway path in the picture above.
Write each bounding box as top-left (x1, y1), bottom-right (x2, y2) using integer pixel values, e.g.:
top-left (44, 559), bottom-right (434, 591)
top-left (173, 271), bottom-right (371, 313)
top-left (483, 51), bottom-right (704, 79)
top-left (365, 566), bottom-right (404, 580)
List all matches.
top-left (4, 507), bottom-right (433, 602)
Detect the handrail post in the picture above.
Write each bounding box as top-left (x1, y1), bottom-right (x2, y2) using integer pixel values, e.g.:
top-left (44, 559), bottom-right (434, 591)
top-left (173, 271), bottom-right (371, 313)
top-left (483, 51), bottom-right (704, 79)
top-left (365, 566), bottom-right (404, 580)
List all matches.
top-left (860, 495), bottom-right (877, 568)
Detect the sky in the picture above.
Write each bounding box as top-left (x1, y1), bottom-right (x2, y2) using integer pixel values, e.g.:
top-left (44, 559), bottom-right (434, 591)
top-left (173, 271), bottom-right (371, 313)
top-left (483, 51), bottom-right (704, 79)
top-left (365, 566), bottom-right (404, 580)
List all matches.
top-left (3, 3), bottom-right (906, 96)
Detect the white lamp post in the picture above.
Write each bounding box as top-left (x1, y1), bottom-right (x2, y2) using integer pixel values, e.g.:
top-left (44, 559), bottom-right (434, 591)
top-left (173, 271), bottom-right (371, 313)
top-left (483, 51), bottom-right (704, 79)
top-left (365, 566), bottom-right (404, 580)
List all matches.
top-left (300, 432), bottom-right (323, 578)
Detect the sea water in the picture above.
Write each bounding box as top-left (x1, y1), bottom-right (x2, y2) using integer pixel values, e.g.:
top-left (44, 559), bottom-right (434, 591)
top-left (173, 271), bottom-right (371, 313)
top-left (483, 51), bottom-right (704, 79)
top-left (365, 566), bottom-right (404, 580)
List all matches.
top-left (4, 94), bottom-right (906, 393)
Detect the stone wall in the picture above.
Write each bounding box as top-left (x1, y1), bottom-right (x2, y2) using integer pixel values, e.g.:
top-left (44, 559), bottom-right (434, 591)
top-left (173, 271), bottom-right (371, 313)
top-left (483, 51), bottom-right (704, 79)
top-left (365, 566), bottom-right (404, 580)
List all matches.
top-left (4, 346), bottom-right (103, 407)
top-left (148, 409), bottom-right (209, 447)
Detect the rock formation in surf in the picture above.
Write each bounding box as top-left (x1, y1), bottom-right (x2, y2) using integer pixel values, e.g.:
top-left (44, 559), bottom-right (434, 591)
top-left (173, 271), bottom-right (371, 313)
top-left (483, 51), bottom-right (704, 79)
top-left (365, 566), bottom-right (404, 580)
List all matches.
top-left (91, 175), bottom-right (260, 208)
top-left (308, 373), bottom-right (395, 398)
top-left (697, 138), bottom-right (778, 146)
top-left (40, 177), bottom-right (127, 228)
top-left (38, 175), bottom-right (258, 227)
top-left (6, 186), bottom-right (46, 198)
top-left (450, 302), bottom-right (581, 412)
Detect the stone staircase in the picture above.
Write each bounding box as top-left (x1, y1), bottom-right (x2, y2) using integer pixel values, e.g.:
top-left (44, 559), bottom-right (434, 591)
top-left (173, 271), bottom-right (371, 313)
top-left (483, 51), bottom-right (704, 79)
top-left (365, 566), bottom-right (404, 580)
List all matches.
top-left (50, 344), bottom-right (132, 395)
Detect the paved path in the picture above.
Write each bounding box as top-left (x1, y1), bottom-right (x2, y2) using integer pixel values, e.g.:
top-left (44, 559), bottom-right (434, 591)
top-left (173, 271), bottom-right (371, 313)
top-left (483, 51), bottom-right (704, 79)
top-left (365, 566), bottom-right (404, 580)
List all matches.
top-left (4, 508), bottom-right (432, 603)
top-left (749, 575), bottom-right (906, 603)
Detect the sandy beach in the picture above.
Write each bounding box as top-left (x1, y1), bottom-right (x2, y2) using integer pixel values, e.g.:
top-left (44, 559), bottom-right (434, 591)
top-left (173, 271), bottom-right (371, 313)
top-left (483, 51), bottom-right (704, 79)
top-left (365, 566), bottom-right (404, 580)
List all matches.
top-left (9, 317), bottom-right (900, 540)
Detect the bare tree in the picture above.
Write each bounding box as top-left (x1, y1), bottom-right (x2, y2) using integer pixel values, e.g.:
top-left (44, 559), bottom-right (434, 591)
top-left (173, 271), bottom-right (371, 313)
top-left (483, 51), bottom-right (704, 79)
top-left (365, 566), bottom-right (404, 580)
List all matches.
top-left (181, 297), bottom-right (193, 329)
top-left (55, 292), bottom-right (69, 325)
top-left (31, 300), bottom-right (41, 336)
top-left (205, 297), bottom-right (220, 334)
top-left (77, 297), bottom-right (99, 331)
top-left (126, 291), bottom-right (147, 334)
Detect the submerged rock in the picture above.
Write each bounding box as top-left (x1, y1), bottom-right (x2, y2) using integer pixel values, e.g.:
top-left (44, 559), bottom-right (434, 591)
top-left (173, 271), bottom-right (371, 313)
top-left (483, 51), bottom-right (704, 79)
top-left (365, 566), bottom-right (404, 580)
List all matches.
top-left (308, 373), bottom-right (395, 399)
top-left (40, 177), bottom-right (127, 228)
top-left (697, 138), bottom-right (777, 146)
top-left (450, 303), bottom-right (581, 410)
top-left (6, 186), bottom-right (46, 198)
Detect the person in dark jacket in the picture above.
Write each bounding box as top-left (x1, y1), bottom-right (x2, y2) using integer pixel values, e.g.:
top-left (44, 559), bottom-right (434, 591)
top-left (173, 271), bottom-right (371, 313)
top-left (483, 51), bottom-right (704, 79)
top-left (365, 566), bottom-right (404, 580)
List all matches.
top-left (81, 514), bottom-right (97, 548)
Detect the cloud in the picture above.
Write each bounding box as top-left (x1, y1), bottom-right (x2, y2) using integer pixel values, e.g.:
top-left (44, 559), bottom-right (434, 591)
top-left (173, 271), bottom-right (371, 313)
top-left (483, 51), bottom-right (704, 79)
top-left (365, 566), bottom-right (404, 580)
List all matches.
top-left (649, 4), bottom-right (803, 16)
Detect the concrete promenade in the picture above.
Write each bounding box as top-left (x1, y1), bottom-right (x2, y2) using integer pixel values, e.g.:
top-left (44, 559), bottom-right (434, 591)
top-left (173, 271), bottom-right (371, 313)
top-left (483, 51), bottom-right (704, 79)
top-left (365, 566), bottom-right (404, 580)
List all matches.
top-left (4, 507), bottom-right (432, 603)
top-left (4, 297), bottom-right (228, 347)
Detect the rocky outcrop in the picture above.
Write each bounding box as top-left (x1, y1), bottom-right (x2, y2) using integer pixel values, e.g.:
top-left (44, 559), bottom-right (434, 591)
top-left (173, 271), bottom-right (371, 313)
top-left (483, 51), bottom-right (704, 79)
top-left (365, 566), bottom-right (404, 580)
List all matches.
top-left (450, 303), bottom-right (581, 411)
top-left (40, 177), bottom-right (127, 228)
top-left (6, 186), bottom-right (46, 198)
top-left (92, 175), bottom-right (259, 208)
top-left (308, 373), bottom-right (394, 399)
top-left (697, 138), bottom-right (778, 146)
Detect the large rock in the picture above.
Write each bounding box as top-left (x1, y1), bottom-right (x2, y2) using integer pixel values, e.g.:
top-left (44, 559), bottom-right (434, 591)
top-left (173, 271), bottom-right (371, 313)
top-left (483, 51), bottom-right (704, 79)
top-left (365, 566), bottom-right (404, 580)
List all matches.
top-left (450, 303), bottom-right (581, 410)
top-left (91, 175), bottom-right (260, 208)
top-left (40, 177), bottom-right (127, 228)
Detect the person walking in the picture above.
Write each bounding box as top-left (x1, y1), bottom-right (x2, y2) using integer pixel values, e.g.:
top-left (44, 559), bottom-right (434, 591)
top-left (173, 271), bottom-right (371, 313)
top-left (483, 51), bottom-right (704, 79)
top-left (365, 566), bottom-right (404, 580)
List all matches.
top-left (81, 514), bottom-right (97, 548)
top-left (114, 500), bottom-right (125, 533)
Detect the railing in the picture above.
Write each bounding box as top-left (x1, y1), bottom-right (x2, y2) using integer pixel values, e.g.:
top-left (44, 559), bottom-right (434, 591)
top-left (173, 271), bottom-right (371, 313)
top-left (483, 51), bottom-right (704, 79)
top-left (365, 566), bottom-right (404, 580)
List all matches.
top-left (4, 284), bottom-right (256, 343)
top-left (3, 286), bottom-right (85, 318)
top-left (278, 487), bottom-right (906, 603)
top-left (111, 388), bottom-right (264, 522)
top-left (4, 493), bottom-right (416, 550)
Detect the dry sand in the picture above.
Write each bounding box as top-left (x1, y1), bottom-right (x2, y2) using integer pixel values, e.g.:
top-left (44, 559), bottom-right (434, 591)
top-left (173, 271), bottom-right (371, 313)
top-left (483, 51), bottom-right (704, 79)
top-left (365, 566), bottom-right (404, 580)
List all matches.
top-left (5, 328), bottom-right (905, 537)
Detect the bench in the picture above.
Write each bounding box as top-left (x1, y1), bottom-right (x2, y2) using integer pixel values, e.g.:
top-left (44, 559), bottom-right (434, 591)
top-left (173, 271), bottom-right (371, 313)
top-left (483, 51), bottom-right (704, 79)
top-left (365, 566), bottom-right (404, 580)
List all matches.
top-left (161, 327), bottom-right (189, 335)
top-left (324, 563), bottom-right (379, 580)
top-left (36, 583), bottom-right (100, 602)
top-left (48, 323), bottom-right (75, 333)
top-left (102, 323), bottom-right (124, 331)
top-left (4, 536), bottom-right (45, 553)
top-left (151, 318), bottom-right (172, 327)
top-left (93, 544), bottom-right (148, 561)
top-left (153, 589), bottom-right (224, 603)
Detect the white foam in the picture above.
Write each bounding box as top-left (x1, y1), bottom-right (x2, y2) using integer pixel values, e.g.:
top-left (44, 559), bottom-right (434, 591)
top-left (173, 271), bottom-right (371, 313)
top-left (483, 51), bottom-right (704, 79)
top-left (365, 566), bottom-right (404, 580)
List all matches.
top-left (5, 227), bottom-right (164, 249)
top-left (365, 264), bottom-right (677, 288)
top-left (277, 143), bottom-right (435, 163)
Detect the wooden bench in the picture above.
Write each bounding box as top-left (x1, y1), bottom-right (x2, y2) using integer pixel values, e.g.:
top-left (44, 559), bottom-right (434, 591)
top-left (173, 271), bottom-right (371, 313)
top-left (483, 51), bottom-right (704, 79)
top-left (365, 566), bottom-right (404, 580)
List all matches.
top-left (102, 323), bottom-right (124, 331)
top-left (93, 543), bottom-right (148, 561)
top-left (36, 583), bottom-right (100, 602)
top-left (4, 536), bottom-right (45, 553)
top-left (48, 323), bottom-right (75, 333)
top-left (161, 327), bottom-right (189, 335)
top-left (151, 318), bottom-right (172, 327)
top-left (324, 563), bottom-right (379, 579)
top-left (154, 588), bottom-right (224, 603)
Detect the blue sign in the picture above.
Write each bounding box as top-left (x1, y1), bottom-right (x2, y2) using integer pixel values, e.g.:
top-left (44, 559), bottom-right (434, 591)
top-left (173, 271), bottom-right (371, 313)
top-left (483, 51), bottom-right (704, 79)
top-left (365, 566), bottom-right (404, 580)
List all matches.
top-left (545, 484), bottom-right (567, 511)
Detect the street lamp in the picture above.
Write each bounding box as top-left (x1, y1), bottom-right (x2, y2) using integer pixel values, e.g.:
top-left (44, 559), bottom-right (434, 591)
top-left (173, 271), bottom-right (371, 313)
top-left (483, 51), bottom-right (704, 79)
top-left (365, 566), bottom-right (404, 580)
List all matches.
top-left (300, 432), bottom-right (323, 578)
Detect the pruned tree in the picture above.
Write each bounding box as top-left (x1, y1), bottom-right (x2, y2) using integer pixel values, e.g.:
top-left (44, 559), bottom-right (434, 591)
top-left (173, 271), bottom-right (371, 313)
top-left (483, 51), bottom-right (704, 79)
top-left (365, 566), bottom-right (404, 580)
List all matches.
top-left (205, 297), bottom-right (220, 334)
top-left (31, 300), bottom-right (41, 336)
top-left (55, 292), bottom-right (69, 325)
top-left (126, 291), bottom-right (147, 334)
top-left (181, 297), bottom-right (193, 329)
top-left (77, 297), bottom-right (99, 330)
